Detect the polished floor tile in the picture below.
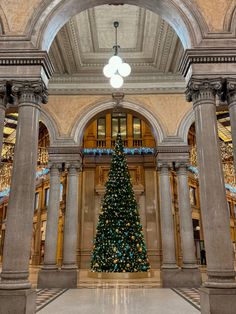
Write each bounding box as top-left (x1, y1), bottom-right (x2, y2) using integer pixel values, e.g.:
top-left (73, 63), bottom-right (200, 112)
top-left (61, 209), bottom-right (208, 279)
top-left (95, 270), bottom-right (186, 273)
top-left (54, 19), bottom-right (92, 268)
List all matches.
top-left (38, 288), bottom-right (200, 314)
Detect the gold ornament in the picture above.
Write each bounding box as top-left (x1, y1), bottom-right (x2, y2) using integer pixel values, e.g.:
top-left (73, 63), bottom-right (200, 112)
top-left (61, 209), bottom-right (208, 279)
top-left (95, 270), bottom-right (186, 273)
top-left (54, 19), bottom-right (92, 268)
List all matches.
top-left (126, 263), bottom-right (130, 267)
top-left (113, 259), bottom-right (118, 264)
top-left (113, 247), bottom-right (117, 252)
top-left (138, 258), bottom-right (142, 262)
top-left (126, 223), bottom-right (130, 227)
top-left (131, 235), bottom-right (135, 240)
top-left (136, 243), bottom-right (140, 247)
top-left (106, 220), bottom-right (109, 224)
top-left (139, 248), bottom-right (142, 252)
top-left (123, 269), bottom-right (126, 272)
top-left (116, 229), bottom-right (119, 233)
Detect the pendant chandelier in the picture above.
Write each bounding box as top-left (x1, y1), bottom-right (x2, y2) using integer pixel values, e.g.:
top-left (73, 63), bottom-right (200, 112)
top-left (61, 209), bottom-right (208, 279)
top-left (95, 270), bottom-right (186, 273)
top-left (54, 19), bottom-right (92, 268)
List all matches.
top-left (103, 21), bottom-right (131, 89)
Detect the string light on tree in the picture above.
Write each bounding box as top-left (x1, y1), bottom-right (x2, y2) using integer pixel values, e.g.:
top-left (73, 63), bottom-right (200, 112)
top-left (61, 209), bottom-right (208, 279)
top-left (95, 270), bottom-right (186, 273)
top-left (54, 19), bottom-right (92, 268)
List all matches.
top-left (103, 21), bottom-right (131, 89)
top-left (90, 133), bottom-right (150, 273)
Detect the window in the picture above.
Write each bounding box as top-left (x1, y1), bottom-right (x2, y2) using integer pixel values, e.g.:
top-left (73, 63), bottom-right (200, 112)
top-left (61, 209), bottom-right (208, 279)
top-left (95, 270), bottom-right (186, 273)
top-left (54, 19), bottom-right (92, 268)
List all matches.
top-left (112, 113), bottom-right (127, 139)
top-left (97, 117), bottom-right (106, 139)
top-left (44, 188), bottom-right (50, 207)
top-left (34, 192), bottom-right (39, 210)
top-left (133, 117), bottom-right (141, 139)
top-left (189, 186), bottom-right (197, 206)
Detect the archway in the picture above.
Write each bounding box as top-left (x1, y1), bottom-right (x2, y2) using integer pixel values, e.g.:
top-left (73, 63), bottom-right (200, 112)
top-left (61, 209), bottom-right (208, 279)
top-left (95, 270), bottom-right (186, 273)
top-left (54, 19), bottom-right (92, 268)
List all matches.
top-left (73, 102), bottom-right (162, 268)
top-left (71, 99), bottom-right (167, 146)
top-left (30, 0), bottom-right (205, 51)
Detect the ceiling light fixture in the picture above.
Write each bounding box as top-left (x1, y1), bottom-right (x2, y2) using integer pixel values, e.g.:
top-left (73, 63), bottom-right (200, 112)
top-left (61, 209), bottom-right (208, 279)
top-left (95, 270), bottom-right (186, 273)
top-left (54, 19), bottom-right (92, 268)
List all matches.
top-left (103, 21), bottom-right (131, 89)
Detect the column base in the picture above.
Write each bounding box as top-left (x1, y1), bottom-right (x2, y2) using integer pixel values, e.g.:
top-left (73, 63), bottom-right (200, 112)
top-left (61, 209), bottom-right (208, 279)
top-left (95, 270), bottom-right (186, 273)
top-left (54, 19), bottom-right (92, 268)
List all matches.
top-left (200, 287), bottom-right (236, 314)
top-left (37, 269), bottom-right (77, 288)
top-left (161, 268), bottom-right (201, 288)
top-left (0, 289), bottom-right (36, 314)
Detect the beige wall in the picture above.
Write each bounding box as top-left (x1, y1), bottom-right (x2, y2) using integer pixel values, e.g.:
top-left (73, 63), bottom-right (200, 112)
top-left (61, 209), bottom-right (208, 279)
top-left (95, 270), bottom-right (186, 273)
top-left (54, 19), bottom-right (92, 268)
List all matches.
top-left (42, 94), bottom-right (192, 140)
top-left (0, 0), bottom-right (233, 36)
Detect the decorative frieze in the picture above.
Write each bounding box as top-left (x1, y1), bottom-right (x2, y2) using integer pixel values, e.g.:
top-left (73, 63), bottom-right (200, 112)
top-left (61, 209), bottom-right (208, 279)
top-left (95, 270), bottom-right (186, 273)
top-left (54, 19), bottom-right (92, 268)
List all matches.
top-left (179, 48), bottom-right (236, 78)
top-left (0, 51), bottom-right (54, 80)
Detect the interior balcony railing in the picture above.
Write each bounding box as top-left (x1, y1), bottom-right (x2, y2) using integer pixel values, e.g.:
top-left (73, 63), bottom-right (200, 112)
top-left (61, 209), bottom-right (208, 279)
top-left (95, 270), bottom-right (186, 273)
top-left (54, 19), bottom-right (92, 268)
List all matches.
top-left (97, 138), bottom-right (143, 148)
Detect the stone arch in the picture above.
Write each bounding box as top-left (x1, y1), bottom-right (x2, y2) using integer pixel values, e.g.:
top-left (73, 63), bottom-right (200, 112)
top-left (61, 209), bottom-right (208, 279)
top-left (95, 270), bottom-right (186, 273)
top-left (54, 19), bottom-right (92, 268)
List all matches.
top-left (176, 107), bottom-right (195, 144)
top-left (0, 4), bottom-right (9, 34)
top-left (30, 0), bottom-right (206, 51)
top-left (71, 99), bottom-right (167, 146)
top-left (227, 4), bottom-right (236, 34)
top-left (40, 108), bottom-right (61, 146)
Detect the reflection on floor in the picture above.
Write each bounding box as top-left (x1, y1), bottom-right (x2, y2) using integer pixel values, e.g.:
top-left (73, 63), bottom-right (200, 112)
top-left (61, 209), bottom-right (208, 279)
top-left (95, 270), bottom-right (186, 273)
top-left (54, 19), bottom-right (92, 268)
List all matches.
top-left (0, 266), bottom-right (202, 313)
top-left (35, 270), bottom-right (201, 314)
top-left (37, 288), bottom-right (200, 314)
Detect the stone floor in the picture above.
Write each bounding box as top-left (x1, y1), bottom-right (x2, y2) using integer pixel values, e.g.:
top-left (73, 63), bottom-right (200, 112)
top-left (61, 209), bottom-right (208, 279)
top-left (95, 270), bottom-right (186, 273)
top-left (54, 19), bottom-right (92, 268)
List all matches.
top-left (0, 266), bottom-right (205, 313)
top-left (37, 288), bottom-right (200, 314)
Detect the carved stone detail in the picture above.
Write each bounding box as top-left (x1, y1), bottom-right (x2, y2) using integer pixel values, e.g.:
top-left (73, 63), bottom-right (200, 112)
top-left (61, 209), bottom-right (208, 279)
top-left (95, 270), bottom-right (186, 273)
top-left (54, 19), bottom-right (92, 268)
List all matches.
top-left (0, 81), bottom-right (7, 108)
top-left (175, 162), bottom-right (188, 176)
top-left (156, 162), bottom-right (172, 174)
top-left (65, 161), bottom-right (82, 173)
top-left (186, 78), bottom-right (223, 106)
top-left (11, 80), bottom-right (48, 106)
top-left (226, 78), bottom-right (236, 107)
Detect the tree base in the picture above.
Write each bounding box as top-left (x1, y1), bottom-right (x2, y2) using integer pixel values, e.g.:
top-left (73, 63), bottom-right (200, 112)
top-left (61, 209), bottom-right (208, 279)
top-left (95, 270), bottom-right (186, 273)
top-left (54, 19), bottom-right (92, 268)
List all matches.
top-left (88, 271), bottom-right (152, 279)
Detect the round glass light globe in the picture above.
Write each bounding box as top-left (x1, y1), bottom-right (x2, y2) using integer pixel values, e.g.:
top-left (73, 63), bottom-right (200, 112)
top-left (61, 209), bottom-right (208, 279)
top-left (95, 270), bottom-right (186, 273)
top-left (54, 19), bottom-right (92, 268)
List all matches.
top-left (110, 74), bottom-right (124, 89)
top-left (109, 55), bottom-right (122, 68)
top-left (118, 62), bottom-right (131, 77)
top-left (103, 63), bottom-right (116, 78)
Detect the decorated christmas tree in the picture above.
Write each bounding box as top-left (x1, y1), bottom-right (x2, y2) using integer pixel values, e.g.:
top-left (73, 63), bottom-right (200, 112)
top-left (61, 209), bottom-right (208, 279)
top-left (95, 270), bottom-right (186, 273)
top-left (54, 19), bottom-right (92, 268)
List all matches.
top-left (91, 133), bottom-right (150, 272)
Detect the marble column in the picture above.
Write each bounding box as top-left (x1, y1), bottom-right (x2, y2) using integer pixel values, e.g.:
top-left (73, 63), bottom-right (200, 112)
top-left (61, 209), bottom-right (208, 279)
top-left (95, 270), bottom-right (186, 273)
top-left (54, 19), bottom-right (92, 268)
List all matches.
top-left (186, 78), bottom-right (236, 314)
top-left (226, 79), bottom-right (236, 172)
top-left (62, 163), bottom-right (81, 271)
top-left (176, 162), bottom-right (201, 287)
top-left (0, 82), bottom-right (7, 159)
top-left (37, 162), bottom-right (63, 288)
top-left (157, 162), bottom-right (178, 269)
top-left (0, 80), bottom-right (47, 313)
top-left (176, 162), bottom-right (197, 268)
top-left (42, 163), bottom-right (61, 270)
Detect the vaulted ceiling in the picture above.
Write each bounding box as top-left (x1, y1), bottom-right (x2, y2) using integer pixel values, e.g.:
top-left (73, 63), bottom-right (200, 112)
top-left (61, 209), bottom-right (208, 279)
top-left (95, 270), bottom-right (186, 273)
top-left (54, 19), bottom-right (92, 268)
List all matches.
top-left (48, 4), bottom-right (185, 94)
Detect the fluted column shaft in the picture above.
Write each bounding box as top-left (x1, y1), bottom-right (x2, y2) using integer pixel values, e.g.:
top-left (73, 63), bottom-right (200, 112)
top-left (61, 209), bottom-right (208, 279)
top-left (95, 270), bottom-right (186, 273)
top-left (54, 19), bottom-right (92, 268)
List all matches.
top-left (176, 162), bottom-right (197, 268)
top-left (0, 81), bottom-right (47, 289)
top-left (0, 82), bottom-right (7, 159)
top-left (158, 163), bottom-right (178, 269)
top-left (227, 79), bottom-right (236, 173)
top-left (186, 78), bottom-right (236, 288)
top-left (62, 163), bottom-right (81, 269)
top-left (42, 163), bottom-right (61, 270)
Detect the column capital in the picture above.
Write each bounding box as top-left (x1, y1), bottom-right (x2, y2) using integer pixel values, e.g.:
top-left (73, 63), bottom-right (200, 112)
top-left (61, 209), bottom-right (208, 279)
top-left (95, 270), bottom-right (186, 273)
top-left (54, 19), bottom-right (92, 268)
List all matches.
top-left (175, 162), bottom-right (188, 175)
top-left (156, 162), bottom-right (172, 174)
top-left (186, 78), bottom-right (223, 106)
top-left (226, 78), bottom-right (236, 107)
top-left (48, 162), bottom-right (62, 174)
top-left (0, 81), bottom-right (7, 108)
top-left (11, 80), bottom-right (48, 107)
top-left (66, 161), bottom-right (82, 174)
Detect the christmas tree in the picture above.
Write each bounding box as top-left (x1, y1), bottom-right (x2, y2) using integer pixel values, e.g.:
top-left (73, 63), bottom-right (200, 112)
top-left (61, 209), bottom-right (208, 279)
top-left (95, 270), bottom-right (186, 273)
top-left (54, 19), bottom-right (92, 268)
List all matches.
top-left (91, 133), bottom-right (150, 272)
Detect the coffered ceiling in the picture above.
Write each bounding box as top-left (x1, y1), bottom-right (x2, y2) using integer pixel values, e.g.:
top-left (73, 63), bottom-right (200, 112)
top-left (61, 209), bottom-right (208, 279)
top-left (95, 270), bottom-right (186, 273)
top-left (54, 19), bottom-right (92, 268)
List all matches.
top-left (48, 4), bottom-right (185, 94)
